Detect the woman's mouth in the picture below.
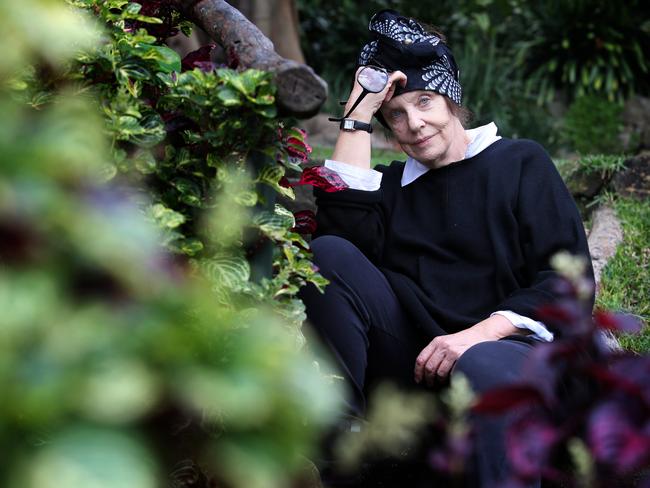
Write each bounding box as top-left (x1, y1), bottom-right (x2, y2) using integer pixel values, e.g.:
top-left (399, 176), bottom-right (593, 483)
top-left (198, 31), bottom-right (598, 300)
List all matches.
top-left (414, 134), bottom-right (434, 146)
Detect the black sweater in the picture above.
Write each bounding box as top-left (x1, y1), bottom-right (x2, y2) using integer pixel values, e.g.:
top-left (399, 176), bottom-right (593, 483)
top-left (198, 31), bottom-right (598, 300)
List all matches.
top-left (314, 138), bottom-right (594, 337)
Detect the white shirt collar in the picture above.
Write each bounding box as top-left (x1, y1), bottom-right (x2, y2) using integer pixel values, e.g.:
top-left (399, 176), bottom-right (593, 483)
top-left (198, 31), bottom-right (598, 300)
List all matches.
top-left (400, 122), bottom-right (501, 187)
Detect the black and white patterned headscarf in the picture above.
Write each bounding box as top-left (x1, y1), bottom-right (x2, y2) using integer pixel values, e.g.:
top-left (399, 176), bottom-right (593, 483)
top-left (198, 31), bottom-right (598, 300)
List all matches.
top-left (357, 9), bottom-right (462, 105)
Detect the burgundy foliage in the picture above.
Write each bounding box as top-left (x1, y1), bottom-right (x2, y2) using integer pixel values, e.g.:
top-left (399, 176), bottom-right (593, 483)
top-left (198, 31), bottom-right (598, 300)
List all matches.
top-left (291, 166), bottom-right (348, 193)
top-left (292, 210), bottom-right (317, 235)
top-left (181, 45), bottom-right (219, 73)
top-left (470, 274), bottom-right (648, 487)
top-left (131, 1), bottom-right (180, 39)
top-left (277, 126), bottom-right (312, 166)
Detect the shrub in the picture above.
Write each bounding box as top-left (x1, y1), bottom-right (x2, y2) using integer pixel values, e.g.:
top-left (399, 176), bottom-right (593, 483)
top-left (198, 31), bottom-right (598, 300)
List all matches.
top-left (1, 1), bottom-right (340, 487)
top-left (513, 0), bottom-right (650, 104)
top-left (564, 95), bottom-right (624, 154)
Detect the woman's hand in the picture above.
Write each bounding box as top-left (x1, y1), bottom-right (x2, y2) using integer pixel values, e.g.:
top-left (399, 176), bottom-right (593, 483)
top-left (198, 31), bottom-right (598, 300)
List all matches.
top-left (344, 68), bottom-right (407, 122)
top-left (413, 315), bottom-right (524, 386)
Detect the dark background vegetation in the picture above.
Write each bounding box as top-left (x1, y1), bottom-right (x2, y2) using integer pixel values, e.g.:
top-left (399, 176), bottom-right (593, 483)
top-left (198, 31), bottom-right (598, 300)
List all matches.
top-left (297, 0), bottom-right (650, 151)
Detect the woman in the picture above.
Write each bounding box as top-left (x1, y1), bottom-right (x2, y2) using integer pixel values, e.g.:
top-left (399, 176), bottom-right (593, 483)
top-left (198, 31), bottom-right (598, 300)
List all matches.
top-left (300, 9), bottom-right (594, 487)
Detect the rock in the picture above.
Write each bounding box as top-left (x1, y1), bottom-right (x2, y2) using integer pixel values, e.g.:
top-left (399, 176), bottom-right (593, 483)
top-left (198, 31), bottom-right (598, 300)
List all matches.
top-left (612, 151), bottom-right (650, 200)
top-left (588, 205), bottom-right (623, 290)
top-left (587, 205), bottom-right (625, 352)
top-left (558, 158), bottom-right (607, 198)
top-left (565, 170), bottom-right (606, 199)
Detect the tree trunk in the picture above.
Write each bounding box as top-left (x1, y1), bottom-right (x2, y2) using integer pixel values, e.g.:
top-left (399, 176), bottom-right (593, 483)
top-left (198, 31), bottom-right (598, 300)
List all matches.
top-left (168, 0), bottom-right (325, 118)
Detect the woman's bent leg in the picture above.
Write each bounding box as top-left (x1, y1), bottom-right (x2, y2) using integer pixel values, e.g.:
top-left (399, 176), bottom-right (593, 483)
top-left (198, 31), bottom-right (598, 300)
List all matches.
top-left (453, 338), bottom-right (541, 488)
top-left (300, 235), bottom-right (429, 417)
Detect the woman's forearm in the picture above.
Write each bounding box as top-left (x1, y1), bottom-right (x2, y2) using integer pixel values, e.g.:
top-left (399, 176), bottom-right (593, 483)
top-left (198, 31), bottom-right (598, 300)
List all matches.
top-left (331, 129), bottom-right (372, 169)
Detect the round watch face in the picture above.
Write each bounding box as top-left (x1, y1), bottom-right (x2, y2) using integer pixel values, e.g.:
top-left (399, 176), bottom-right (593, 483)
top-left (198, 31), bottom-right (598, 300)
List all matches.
top-left (358, 66), bottom-right (389, 93)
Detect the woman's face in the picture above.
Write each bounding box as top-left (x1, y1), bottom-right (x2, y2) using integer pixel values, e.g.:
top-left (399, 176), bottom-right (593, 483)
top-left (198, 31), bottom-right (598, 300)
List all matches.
top-left (380, 90), bottom-right (462, 168)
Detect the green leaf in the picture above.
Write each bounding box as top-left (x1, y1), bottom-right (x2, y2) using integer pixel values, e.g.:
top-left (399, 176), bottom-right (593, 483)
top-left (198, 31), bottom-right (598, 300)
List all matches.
top-left (201, 253), bottom-right (251, 290)
top-left (255, 105), bottom-right (277, 118)
top-left (234, 190), bottom-right (258, 207)
top-left (135, 43), bottom-right (181, 73)
top-left (18, 427), bottom-right (157, 488)
top-left (116, 61), bottom-right (153, 82)
top-left (172, 178), bottom-right (203, 207)
top-left (133, 150), bottom-right (157, 174)
top-left (253, 204), bottom-right (295, 241)
top-left (178, 237), bottom-right (204, 256)
top-left (256, 164), bottom-right (294, 199)
top-left (124, 2), bottom-right (142, 14)
top-left (150, 203), bottom-right (186, 229)
top-left (217, 87), bottom-right (243, 106)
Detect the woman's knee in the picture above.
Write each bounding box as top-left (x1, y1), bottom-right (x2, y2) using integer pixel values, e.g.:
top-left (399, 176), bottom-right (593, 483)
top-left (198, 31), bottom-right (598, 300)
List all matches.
top-left (310, 235), bottom-right (363, 275)
top-left (453, 340), bottom-right (531, 394)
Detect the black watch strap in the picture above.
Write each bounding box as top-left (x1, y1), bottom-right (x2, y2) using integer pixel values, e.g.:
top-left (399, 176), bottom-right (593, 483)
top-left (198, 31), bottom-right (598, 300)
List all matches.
top-left (340, 118), bottom-right (373, 133)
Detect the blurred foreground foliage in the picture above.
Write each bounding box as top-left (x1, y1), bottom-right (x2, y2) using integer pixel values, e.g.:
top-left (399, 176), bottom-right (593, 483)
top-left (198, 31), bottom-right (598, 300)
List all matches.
top-left (0, 1), bottom-right (340, 487)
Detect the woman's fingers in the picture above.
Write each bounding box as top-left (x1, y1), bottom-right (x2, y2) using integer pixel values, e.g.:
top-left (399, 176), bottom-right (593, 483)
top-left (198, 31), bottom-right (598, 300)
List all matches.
top-left (390, 70), bottom-right (408, 87)
top-left (415, 334), bottom-right (462, 385)
top-left (414, 339), bottom-right (436, 383)
top-left (424, 353), bottom-right (445, 387)
top-left (435, 357), bottom-right (456, 380)
top-left (384, 70), bottom-right (407, 101)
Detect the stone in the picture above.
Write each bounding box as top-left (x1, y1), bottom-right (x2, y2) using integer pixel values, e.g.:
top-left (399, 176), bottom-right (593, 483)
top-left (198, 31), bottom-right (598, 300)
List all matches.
top-left (558, 158), bottom-right (607, 198)
top-left (612, 151), bottom-right (650, 200)
top-left (588, 205), bottom-right (624, 290)
top-left (587, 205), bottom-right (624, 352)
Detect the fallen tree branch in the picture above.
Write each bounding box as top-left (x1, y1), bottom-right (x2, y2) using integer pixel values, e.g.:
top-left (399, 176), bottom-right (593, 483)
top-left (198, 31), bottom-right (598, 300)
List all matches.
top-left (169, 0), bottom-right (327, 118)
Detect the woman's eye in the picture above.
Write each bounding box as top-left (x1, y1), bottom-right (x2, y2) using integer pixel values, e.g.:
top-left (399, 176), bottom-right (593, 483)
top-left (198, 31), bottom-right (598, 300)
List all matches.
top-left (389, 110), bottom-right (403, 120)
top-left (419, 96), bottom-right (431, 106)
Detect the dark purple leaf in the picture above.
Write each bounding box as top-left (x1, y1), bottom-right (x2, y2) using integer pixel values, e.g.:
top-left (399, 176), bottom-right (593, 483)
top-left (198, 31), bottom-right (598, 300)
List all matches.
top-left (588, 401), bottom-right (650, 473)
top-left (536, 301), bottom-right (583, 329)
top-left (181, 45), bottom-right (217, 72)
top-left (594, 310), bottom-right (644, 334)
top-left (291, 166), bottom-right (348, 193)
top-left (0, 217), bottom-right (42, 265)
top-left (587, 364), bottom-right (648, 404)
top-left (429, 430), bottom-right (474, 475)
top-left (506, 412), bottom-right (559, 479)
top-left (472, 385), bottom-right (545, 414)
top-left (292, 210), bottom-right (317, 235)
top-left (285, 136), bottom-right (312, 162)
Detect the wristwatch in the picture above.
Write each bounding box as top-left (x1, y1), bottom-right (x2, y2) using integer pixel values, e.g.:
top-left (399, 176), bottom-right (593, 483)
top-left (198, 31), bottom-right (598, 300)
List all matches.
top-left (340, 118), bottom-right (373, 133)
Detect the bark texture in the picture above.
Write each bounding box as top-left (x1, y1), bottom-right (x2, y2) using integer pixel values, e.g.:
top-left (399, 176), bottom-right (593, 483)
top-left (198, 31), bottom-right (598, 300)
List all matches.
top-left (169, 0), bottom-right (326, 117)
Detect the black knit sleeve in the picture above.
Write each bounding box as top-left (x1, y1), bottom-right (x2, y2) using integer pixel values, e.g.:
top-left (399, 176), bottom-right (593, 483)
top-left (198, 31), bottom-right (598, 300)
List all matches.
top-left (497, 141), bottom-right (595, 318)
top-left (312, 164), bottom-right (395, 263)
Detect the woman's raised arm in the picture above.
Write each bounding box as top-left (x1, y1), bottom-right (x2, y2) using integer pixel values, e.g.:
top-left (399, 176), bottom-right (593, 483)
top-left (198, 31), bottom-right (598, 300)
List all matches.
top-left (330, 70), bottom-right (407, 169)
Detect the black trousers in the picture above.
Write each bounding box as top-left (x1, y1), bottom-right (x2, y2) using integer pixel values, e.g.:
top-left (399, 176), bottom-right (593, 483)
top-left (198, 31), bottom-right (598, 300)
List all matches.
top-left (300, 235), bottom-right (540, 488)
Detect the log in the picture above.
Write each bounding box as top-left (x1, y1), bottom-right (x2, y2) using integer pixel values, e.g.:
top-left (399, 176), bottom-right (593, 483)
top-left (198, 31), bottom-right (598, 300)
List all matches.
top-left (168, 0), bottom-right (327, 118)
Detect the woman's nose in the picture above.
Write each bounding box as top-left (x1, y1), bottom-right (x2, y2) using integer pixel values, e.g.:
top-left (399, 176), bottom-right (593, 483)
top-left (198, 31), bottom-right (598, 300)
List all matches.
top-left (406, 110), bottom-right (425, 132)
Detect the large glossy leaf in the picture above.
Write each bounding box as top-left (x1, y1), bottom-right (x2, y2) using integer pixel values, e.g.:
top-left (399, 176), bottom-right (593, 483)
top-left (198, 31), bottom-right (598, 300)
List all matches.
top-left (201, 253), bottom-right (251, 291)
top-left (253, 205), bottom-right (295, 241)
top-left (256, 164), bottom-right (294, 199)
top-left (149, 203), bottom-right (186, 229)
top-left (132, 43), bottom-right (181, 73)
top-left (12, 427), bottom-right (158, 488)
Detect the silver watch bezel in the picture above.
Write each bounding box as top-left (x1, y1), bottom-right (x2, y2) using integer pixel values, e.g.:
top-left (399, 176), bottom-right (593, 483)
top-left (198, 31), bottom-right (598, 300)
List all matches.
top-left (341, 119), bottom-right (356, 131)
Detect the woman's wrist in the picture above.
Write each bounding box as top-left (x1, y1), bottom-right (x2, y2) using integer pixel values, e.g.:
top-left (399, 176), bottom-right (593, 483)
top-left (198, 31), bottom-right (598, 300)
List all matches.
top-left (343, 108), bottom-right (374, 124)
top-left (473, 315), bottom-right (521, 340)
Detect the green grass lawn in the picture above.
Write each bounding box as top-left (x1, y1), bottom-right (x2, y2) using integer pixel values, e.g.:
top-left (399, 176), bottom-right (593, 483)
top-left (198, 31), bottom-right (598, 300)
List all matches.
top-left (310, 145), bottom-right (406, 167)
top-left (596, 197), bottom-right (650, 353)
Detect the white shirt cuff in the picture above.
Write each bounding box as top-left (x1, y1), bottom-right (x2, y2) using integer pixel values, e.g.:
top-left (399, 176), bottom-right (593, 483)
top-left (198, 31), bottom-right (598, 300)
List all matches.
top-left (491, 310), bottom-right (554, 342)
top-left (324, 159), bottom-right (383, 191)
